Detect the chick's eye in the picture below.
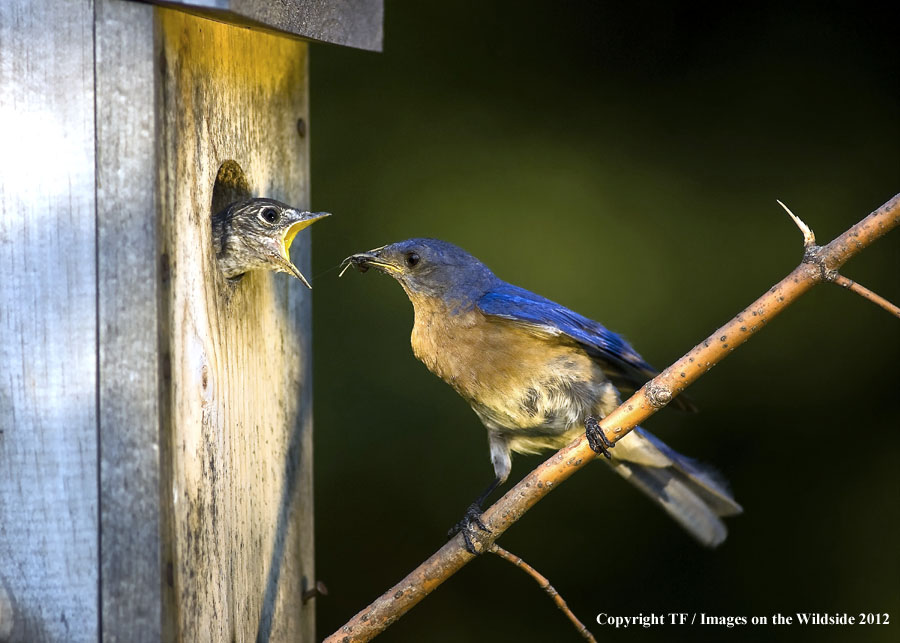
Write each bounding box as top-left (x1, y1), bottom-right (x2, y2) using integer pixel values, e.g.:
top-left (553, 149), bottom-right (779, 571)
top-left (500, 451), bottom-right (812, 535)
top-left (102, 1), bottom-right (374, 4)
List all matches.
top-left (260, 207), bottom-right (279, 224)
top-left (405, 252), bottom-right (420, 268)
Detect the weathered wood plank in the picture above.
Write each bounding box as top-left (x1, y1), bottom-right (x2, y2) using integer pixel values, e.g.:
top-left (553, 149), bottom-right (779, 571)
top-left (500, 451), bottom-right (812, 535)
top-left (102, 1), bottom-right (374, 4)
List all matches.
top-left (0, 1), bottom-right (99, 641)
top-left (156, 8), bottom-right (314, 641)
top-left (94, 2), bottom-right (164, 641)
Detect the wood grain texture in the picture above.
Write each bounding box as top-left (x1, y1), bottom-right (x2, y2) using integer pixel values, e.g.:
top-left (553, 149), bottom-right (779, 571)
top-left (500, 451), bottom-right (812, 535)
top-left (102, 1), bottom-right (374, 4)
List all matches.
top-left (156, 8), bottom-right (314, 642)
top-left (94, 2), bottom-right (163, 642)
top-left (0, 1), bottom-right (99, 641)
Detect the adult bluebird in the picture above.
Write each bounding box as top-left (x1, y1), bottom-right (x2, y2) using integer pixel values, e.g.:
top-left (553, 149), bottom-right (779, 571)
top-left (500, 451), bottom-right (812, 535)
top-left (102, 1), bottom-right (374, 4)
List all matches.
top-left (343, 238), bottom-right (741, 552)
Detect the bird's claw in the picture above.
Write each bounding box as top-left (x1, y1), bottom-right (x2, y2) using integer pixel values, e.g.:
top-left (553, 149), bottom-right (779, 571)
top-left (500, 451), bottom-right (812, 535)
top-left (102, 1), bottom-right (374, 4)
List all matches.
top-left (585, 416), bottom-right (614, 459)
top-left (448, 503), bottom-right (491, 554)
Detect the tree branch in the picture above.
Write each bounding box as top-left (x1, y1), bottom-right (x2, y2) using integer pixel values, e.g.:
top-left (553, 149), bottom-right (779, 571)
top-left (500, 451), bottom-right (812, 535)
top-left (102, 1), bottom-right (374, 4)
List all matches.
top-left (489, 544), bottom-right (596, 642)
top-left (325, 193), bottom-right (900, 643)
top-left (831, 274), bottom-right (900, 319)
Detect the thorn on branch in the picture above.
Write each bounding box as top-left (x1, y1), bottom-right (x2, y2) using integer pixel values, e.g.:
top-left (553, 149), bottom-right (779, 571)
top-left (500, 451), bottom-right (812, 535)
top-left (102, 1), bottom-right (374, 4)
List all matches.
top-left (832, 274), bottom-right (900, 319)
top-left (778, 199), bottom-right (816, 248)
top-left (489, 544), bottom-right (596, 643)
top-left (777, 200), bottom-right (838, 281)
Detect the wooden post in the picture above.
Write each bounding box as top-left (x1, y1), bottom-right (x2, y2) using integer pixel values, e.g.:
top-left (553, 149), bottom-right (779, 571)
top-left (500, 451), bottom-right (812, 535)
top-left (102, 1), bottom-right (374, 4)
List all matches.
top-left (0, 1), bottom-right (381, 641)
top-left (155, 10), bottom-right (316, 641)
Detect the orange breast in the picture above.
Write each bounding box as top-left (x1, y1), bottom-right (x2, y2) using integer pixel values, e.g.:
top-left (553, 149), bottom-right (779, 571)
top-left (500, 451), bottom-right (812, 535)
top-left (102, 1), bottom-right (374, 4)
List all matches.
top-left (408, 294), bottom-right (617, 435)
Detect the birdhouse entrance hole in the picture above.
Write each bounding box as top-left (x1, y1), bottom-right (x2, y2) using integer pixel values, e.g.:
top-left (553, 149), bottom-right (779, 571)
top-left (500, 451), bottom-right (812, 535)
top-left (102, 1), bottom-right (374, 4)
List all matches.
top-left (211, 159), bottom-right (250, 214)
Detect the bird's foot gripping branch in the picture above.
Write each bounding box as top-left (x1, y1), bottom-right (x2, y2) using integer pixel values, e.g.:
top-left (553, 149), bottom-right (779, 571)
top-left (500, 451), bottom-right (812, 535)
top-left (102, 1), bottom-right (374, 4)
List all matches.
top-left (327, 193), bottom-right (900, 643)
top-left (584, 416), bottom-right (615, 459)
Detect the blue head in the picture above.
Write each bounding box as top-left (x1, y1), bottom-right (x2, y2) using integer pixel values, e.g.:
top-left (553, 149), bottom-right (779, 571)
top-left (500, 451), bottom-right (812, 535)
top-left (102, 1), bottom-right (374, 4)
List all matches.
top-left (342, 238), bottom-right (501, 307)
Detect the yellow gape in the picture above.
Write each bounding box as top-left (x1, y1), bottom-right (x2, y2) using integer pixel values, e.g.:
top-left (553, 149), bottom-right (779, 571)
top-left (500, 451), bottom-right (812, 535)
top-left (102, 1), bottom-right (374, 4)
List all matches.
top-left (282, 213), bottom-right (329, 264)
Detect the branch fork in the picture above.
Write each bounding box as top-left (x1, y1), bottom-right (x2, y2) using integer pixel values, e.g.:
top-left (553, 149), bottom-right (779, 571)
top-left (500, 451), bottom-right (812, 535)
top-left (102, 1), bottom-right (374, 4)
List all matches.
top-left (778, 198), bottom-right (899, 317)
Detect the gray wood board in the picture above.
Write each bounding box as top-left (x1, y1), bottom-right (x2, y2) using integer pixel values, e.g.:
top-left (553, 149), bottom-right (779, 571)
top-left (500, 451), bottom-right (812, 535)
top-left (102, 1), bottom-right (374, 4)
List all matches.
top-left (0, 1), bottom-right (99, 640)
top-left (95, 1), bottom-right (164, 641)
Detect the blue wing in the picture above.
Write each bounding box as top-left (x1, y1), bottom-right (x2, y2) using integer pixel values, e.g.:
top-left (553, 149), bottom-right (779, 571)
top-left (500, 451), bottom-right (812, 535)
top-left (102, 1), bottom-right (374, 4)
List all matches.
top-left (476, 283), bottom-right (665, 397)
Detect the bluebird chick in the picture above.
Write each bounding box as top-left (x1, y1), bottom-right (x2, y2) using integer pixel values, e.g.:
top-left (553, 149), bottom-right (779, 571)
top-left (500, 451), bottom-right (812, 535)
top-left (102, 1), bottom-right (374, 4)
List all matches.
top-left (212, 197), bottom-right (330, 287)
top-left (343, 239), bottom-right (741, 552)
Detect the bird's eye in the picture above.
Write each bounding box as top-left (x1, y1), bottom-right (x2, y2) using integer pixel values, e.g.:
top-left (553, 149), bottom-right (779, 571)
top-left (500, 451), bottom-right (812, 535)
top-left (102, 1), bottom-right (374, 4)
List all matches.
top-left (405, 252), bottom-right (420, 268)
top-left (260, 207), bottom-right (280, 224)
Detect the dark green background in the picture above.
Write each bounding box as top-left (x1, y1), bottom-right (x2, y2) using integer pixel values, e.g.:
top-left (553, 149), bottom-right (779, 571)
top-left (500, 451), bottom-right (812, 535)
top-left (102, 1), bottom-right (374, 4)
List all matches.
top-left (308, 3), bottom-right (899, 641)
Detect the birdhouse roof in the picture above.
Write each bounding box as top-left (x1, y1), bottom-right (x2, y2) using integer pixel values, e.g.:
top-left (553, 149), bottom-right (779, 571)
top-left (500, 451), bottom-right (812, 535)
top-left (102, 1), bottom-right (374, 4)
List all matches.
top-left (139, 0), bottom-right (382, 51)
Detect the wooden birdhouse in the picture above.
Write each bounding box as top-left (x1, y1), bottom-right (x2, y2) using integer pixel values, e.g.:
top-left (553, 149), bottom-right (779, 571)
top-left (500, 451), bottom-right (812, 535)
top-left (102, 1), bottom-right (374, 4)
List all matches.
top-left (0, 1), bottom-right (381, 641)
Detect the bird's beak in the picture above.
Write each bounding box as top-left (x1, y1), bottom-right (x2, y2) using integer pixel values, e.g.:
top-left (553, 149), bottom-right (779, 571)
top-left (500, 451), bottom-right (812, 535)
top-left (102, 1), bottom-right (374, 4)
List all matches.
top-left (339, 246), bottom-right (400, 277)
top-left (278, 211), bottom-right (330, 289)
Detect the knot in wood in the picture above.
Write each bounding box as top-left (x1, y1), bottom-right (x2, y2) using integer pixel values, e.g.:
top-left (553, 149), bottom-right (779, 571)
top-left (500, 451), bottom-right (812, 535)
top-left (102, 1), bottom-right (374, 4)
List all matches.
top-left (466, 527), bottom-right (497, 556)
top-left (802, 244), bottom-right (839, 282)
top-left (645, 382), bottom-right (673, 408)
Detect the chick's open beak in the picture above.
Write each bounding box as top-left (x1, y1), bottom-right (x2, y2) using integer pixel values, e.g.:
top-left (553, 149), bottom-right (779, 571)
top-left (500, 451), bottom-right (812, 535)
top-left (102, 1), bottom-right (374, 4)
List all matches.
top-left (279, 211), bottom-right (330, 288)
